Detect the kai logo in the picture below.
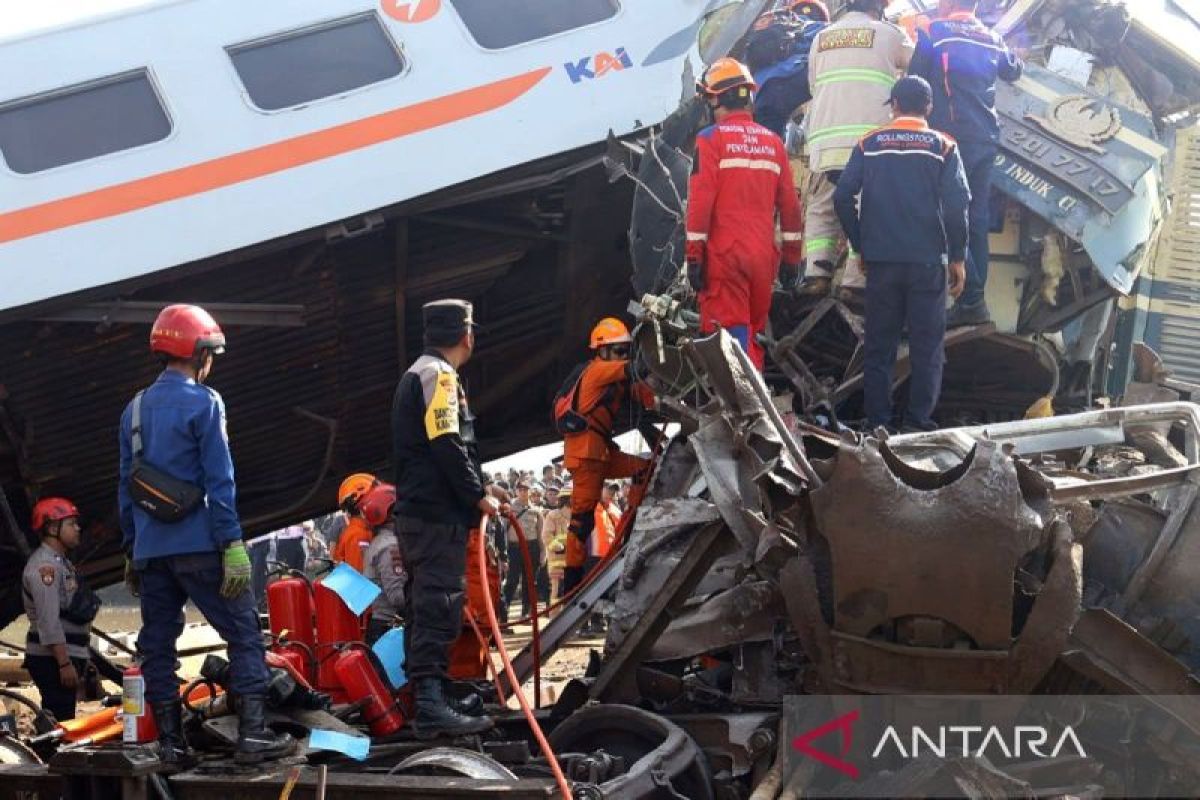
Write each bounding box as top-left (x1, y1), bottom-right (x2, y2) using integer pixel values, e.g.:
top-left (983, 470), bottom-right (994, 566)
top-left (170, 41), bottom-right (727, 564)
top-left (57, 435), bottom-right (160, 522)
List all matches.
top-left (564, 47), bottom-right (634, 84)
top-left (381, 0), bottom-right (440, 23)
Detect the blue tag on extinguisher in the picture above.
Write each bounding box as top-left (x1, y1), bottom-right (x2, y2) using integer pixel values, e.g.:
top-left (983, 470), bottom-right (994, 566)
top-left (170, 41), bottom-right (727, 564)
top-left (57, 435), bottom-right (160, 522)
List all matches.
top-left (371, 627), bottom-right (406, 689)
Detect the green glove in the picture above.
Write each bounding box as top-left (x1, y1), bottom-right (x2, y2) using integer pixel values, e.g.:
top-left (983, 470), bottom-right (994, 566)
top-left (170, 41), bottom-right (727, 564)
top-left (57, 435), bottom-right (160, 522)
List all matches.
top-left (124, 558), bottom-right (141, 598)
top-left (220, 541), bottom-right (252, 598)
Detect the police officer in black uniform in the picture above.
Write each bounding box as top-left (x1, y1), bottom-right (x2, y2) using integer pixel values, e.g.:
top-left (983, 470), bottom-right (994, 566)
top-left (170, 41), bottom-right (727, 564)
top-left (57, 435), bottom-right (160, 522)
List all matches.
top-left (393, 299), bottom-right (497, 738)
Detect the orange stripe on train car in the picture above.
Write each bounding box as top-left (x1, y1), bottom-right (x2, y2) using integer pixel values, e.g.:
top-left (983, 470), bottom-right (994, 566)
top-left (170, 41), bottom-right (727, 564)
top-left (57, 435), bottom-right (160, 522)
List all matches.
top-left (0, 68), bottom-right (551, 244)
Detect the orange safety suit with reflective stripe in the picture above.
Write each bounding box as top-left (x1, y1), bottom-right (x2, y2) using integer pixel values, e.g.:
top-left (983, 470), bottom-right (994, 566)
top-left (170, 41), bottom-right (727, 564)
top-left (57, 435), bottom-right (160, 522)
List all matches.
top-left (686, 110), bottom-right (803, 368)
top-left (331, 516), bottom-right (372, 573)
top-left (562, 358), bottom-right (654, 569)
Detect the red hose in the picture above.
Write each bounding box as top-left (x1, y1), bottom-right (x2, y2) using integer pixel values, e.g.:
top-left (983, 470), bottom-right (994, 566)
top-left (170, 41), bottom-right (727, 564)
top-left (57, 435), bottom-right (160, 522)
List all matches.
top-left (503, 511), bottom-right (542, 708)
top-left (464, 611), bottom-right (507, 705)
top-left (478, 512), bottom-right (572, 799)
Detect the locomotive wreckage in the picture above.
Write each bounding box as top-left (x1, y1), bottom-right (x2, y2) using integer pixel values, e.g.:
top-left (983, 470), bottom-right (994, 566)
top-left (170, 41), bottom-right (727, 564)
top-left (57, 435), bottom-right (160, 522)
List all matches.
top-left (5, 0), bottom-right (1200, 797)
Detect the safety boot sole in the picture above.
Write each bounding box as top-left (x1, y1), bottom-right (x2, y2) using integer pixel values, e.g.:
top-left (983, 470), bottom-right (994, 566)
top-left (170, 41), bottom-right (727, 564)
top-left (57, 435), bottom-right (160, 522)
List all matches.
top-left (233, 736), bottom-right (298, 765)
top-left (412, 714), bottom-right (494, 740)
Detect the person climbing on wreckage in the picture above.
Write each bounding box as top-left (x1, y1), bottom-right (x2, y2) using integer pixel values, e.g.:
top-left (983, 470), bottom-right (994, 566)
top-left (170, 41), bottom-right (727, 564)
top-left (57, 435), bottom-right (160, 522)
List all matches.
top-left (686, 58), bottom-right (805, 370)
top-left (555, 318), bottom-right (655, 597)
top-left (745, 1), bottom-right (831, 139)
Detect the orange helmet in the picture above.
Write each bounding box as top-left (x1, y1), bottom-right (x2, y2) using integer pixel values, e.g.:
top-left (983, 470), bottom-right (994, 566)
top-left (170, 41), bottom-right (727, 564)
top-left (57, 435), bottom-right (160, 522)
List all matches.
top-left (590, 318), bottom-right (632, 349)
top-left (790, 1), bottom-right (830, 22)
top-left (698, 57), bottom-right (757, 96)
top-left (32, 497), bottom-right (79, 532)
top-left (338, 472), bottom-right (378, 512)
top-left (360, 483), bottom-right (397, 528)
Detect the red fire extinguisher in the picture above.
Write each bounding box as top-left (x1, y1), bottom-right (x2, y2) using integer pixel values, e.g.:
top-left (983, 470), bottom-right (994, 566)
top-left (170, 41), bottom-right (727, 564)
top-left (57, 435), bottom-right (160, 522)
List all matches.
top-left (314, 577), bottom-right (363, 701)
top-left (266, 570), bottom-right (318, 684)
top-left (122, 665), bottom-right (157, 744)
top-left (266, 571), bottom-right (315, 647)
top-left (333, 647), bottom-right (405, 737)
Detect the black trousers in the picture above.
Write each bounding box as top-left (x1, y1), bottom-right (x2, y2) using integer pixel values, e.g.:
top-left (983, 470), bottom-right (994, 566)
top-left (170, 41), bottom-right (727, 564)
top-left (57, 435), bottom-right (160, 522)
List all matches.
top-left (24, 654), bottom-right (85, 722)
top-left (863, 262), bottom-right (947, 431)
top-left (958, 141), bottom-right (998, 306)
top-left (502, 540), bottom-right (543, 615)
top-left (274, 537), bottom-right (306, 573)
top-left (396, 516), bottom-right (468, 681)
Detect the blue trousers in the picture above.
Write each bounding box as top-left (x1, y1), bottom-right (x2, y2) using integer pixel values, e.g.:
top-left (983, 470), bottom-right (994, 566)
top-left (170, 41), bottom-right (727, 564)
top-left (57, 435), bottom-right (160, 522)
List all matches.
top-left (138, 553), bottom-right (268, 704)
top-left (958, 142), bottom-right (997, 306)
top-left (864, 262), bottom-right (947, 431)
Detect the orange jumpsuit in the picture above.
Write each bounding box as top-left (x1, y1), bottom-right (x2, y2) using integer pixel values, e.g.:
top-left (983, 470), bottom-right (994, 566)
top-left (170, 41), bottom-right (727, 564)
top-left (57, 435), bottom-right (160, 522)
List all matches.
top-left (592, 502), bottom-right (620, 560)
top-left (562, 358), bottom-right (654, 589)
top-left (331, 516), bottom-right (372, 573)
top-left (448, 528), bottom-right (502, 680)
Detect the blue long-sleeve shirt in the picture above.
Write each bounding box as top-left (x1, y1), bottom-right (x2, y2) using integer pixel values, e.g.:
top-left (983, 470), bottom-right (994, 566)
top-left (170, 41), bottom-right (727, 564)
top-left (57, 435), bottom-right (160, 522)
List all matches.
top-left (834, 116), bottom-right (971, 265)
top-left (752, 21), bottom-right (827, 138)
top-left (908, 12), bottom-right (1022, 145)
top-left (119, 370), bottom-right (242, 561)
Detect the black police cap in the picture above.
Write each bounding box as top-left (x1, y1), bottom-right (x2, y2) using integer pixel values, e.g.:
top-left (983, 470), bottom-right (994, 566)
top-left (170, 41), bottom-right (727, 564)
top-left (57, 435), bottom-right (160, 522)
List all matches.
top-left (422, 298), bottom-right (479, 339)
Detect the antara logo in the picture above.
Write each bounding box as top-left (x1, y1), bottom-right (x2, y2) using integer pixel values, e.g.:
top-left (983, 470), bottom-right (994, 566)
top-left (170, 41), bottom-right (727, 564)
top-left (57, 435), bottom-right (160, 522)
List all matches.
top-left (564, 47), bottom-right (634, 84)
top-left (791, 708), bottom-right (1089, 781)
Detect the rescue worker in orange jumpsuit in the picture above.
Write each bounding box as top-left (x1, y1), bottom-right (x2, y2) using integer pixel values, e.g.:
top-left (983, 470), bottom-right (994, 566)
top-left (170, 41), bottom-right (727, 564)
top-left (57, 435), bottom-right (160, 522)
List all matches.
top-left (560, 318), bottom-right (655, 596)
top-left (686, 57), bottom-right (804, 370)
top-left (330, 473), bottom-right (377, 573)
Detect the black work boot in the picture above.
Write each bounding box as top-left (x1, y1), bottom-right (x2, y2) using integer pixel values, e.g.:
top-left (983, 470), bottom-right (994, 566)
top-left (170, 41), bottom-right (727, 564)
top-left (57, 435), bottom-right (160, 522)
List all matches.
top-left (152, 701), bottom-right (197, 772)
top-left (946, 299), bottom-right (991, 328)
top-left (445, 682), bottom-right (485, 717)
top-left (797, 275), bottom-right (832, 297)
top-left (413, 678), bottom-right (493, 739)
top-left (234, 694), bottom-right (296, 765)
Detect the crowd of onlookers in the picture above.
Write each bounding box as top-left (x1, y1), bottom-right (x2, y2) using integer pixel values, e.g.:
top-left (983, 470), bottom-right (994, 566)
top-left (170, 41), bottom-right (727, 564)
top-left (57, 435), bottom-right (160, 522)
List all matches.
top-left (247, 459), bottom-right (634, 623)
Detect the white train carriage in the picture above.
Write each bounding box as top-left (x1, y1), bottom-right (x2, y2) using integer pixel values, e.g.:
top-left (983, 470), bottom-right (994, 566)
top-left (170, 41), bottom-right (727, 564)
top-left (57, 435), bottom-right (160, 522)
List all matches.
top-left (0, 0), bottom-right (754, 313)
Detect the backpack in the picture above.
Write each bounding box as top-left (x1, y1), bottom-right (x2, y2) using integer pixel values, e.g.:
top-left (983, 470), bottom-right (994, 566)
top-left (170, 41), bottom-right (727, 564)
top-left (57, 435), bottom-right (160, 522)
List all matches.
top-left (552, 362), bottom-right (595, 436)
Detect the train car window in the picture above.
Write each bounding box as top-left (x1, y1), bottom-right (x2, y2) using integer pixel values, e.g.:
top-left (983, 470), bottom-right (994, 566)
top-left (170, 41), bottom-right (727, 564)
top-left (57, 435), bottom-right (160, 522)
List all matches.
top-left (449, 0), bottom-right (619, 49)
top-left (0, 70), bottom-right (170, 174)
top-left (229, 13), bottom-right (405, 112)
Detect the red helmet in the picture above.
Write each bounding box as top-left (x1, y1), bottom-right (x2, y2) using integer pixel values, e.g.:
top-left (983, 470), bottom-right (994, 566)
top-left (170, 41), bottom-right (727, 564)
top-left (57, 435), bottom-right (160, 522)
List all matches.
top-left (32, 497), bottom-right (79, 532)
top-left (150, 304), bottom-right (226, 359)
top-left (360, 483), bottom-right (397, 528)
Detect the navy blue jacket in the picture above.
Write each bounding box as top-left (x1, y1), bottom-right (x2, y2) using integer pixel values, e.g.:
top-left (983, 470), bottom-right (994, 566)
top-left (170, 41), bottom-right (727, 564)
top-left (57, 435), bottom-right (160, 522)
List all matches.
top-left (834, 117), bottom-right (970, 265)
top-left (752, 21), bottom-right (827, 139)
top-left (119, 370), bottom-right (242, 561)
top-left (909, 13), bottom-right (1022, 144)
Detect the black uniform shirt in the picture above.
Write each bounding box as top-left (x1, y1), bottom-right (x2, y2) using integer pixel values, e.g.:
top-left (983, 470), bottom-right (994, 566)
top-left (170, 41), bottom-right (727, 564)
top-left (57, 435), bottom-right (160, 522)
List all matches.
top-left (392, 349), bottom-right (486, 527)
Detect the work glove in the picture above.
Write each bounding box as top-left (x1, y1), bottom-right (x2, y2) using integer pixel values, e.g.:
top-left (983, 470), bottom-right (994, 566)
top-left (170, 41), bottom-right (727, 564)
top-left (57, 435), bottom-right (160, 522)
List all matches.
top-left (220, 541), bottom-right (252, 598)
top-left (124, 557), bottom-right (141, 598)
top-left (687, 260), bottom-right (706, 293)
top-left (778, 262), bottom-right (800, 291)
